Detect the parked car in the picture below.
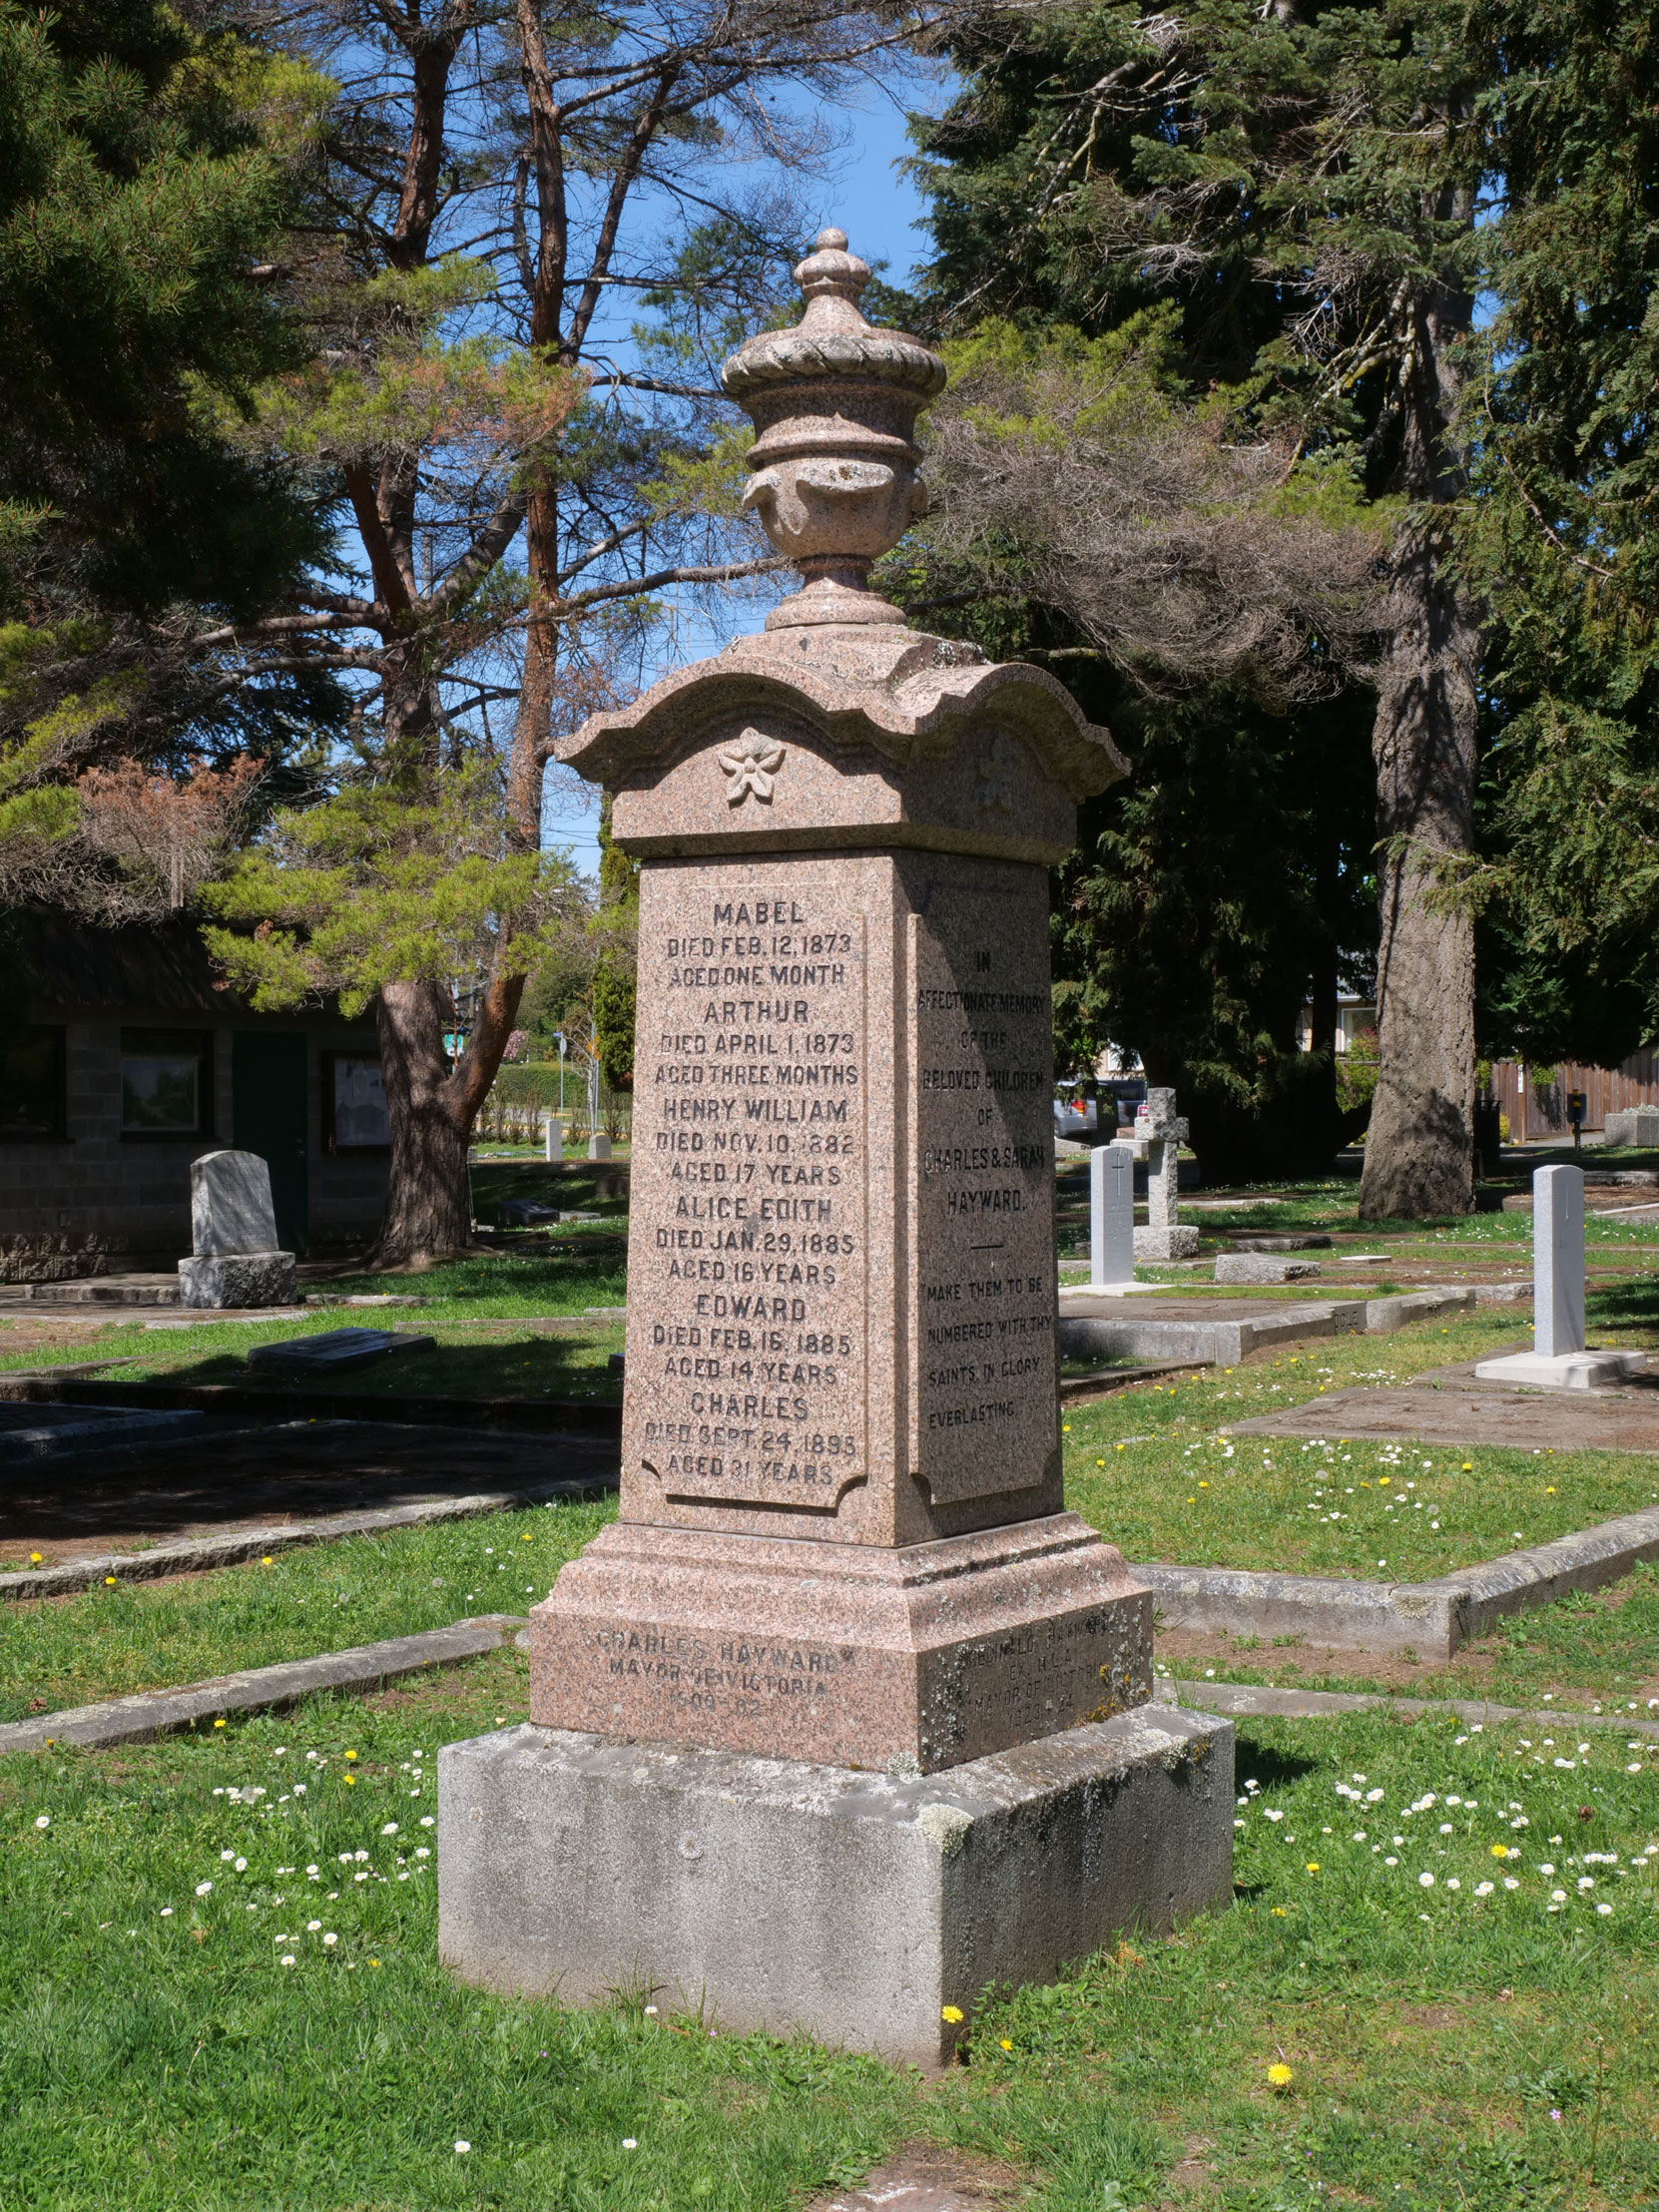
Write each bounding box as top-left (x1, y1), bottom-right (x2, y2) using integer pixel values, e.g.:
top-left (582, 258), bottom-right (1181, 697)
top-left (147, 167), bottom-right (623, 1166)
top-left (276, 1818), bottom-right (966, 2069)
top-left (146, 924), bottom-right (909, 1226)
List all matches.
top-left (1052, 1083), bottom-right (1099, 1138)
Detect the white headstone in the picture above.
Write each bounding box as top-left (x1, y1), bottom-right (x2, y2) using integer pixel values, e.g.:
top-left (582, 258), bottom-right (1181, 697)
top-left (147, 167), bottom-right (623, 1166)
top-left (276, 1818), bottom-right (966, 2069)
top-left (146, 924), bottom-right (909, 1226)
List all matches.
top-left (1534, 1163), bottom-right (1585, 1358)
top-left (1090, 1141), bottom-right (1135, 1288)
top-left (191, 1150), bottom-right (279, 1257)
top-left (544, 1116), bottom-right (563, 1162)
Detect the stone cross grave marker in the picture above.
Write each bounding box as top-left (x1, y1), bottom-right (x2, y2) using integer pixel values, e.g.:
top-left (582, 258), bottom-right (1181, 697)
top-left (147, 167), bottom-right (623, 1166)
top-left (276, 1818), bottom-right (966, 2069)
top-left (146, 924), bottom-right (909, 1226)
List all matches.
top-left (1475, 1162), bottom-right (1645, 1388)
top-left (1133, 1088), bottom-right (1200, 1260)
top-left (438, 226), bottom-right (1235, 2070)
top-left (177, 1150), bottom-right (297, 1310)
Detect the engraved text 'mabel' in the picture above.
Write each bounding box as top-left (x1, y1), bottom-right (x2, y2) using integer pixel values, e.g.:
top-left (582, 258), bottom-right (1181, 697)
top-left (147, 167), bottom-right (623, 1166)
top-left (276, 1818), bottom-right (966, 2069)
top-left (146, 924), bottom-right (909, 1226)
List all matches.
top-left (908, 876), bottom-right (1058, 1502)
top-left (628, 879), bottom-right (868, 1511)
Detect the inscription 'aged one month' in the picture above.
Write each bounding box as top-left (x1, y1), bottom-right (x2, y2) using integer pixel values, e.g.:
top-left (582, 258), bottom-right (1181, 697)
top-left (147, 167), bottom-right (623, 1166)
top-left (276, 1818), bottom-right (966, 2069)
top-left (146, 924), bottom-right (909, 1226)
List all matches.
top-left (908, 870), bottom-right (1057, 1502)
top-left (627, 874), bottom-right (867, 1511)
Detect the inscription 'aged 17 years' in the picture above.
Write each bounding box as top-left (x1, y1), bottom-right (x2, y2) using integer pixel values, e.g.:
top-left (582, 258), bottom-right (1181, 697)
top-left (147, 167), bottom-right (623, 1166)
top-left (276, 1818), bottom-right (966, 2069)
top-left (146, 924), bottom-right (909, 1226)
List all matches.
top-left (627, 880), bottom-right (867, 1510)
top-left (909, 874), bottom-right (1057, 1502)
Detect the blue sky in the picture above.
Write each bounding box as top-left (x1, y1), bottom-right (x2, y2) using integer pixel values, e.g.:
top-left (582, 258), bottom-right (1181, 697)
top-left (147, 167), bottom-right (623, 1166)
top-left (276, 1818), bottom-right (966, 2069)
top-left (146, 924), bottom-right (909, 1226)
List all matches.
top-left (541, 91), bottom-right (942, 878)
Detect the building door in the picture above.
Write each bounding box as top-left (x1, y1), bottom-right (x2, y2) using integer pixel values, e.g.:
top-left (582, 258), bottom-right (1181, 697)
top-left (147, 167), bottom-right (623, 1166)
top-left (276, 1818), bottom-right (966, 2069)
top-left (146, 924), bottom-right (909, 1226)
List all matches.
top-left (233, 1032), bottom-right (309, 1255)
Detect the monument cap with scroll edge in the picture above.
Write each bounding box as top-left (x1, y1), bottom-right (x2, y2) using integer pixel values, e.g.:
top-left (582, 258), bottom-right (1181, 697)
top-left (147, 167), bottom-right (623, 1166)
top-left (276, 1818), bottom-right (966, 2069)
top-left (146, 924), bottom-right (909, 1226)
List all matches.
top-left (557, 224), bottom-right (1126, 857)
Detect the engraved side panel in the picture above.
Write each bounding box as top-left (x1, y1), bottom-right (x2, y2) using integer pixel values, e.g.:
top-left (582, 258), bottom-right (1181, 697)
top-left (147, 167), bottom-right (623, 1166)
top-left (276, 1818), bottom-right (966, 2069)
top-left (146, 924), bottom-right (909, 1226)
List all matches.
top-left (906, 870), bottom-right (1058, 1503)
top-left (626, 872), bottom-right (867, 1511)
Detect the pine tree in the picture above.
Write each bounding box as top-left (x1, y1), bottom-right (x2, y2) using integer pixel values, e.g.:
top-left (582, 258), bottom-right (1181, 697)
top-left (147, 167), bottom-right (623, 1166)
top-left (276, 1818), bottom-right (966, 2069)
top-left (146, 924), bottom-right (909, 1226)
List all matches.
top-left (905, 0), bottom-right (1488, 1214)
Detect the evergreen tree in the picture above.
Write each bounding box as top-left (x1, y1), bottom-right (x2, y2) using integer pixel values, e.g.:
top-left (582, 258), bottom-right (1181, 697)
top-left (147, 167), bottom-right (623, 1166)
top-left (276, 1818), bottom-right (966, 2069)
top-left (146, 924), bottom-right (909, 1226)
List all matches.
top-left (0, 0), bottom-right (329, 895)
top-left (1454, 0), bottom-right (1659, 1042)
top-left (904, 0), bottom-right (1487, 1213)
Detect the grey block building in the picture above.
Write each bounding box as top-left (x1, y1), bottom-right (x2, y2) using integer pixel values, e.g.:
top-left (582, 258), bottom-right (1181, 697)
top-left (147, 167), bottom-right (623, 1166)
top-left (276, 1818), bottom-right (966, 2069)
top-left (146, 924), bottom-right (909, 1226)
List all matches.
top-left (0, 917), bottom-right (389, 1264)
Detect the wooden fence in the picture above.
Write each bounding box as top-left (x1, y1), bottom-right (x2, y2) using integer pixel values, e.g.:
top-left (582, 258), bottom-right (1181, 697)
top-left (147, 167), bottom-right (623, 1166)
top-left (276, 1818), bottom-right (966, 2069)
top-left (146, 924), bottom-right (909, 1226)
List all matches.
top-left (1487, 1053), bottom-right (1659, 1139)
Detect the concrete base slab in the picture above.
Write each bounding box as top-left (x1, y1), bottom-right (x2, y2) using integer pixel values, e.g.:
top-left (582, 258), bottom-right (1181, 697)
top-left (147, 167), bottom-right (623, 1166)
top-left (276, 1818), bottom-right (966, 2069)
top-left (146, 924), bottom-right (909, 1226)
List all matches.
top-left (1472, 1349), bottom-right (1648, 1389)
top-left (437, 1706), bottom-right (1235, 2068)
top-left (1058, 1297), bottom-right (1365, 1367)
top-left (1056, 1281), bottom-right (1163, 1299)
top-left (1134, 1225), bottom-right (1202, 1261)
top-left (178, 1253), bottom-right (296, 1309)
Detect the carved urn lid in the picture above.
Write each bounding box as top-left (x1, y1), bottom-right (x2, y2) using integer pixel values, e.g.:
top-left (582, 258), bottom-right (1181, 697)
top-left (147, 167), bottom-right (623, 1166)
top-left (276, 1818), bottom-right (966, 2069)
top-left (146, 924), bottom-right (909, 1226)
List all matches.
top-left (721, 229), bottom-right (947, 631)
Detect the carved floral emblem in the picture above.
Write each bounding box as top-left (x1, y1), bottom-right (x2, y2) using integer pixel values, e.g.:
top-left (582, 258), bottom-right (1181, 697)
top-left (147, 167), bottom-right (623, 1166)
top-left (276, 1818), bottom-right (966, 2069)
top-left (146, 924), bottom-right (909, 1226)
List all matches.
top-left (976, 732), bottom-right (1023, 815)
top-left (718, 728), bottom-right (787, 806)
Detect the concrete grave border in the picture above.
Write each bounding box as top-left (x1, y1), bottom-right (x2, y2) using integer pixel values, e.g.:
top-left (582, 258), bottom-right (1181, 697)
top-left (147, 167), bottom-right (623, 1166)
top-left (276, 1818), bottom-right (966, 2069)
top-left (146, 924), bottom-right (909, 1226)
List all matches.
top-left (1137, 1502), bottom-right (1659, 1662)
top-left (0, 1472), bottom-right (615, 1603)
top-left (0, 1614), bottom-right (529, 1755)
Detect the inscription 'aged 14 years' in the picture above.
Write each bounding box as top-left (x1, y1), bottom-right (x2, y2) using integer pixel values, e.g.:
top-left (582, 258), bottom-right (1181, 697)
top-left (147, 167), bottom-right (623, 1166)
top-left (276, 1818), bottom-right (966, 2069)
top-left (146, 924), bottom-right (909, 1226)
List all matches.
top-left (628, 887), bottom-right (867, 1511)
top-left (910, 877), bottom-right (1057, 1502)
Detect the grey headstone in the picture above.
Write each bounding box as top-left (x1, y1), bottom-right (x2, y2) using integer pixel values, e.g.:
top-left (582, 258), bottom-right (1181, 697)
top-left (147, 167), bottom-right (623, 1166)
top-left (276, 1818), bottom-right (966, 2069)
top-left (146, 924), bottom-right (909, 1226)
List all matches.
top-left (1534, 1163), bottom-right (1585, 1358)
top-left (1090, 1141), bottom-right (1135, 1288)
top-left (191, 1150), bottom-right (279, 1257)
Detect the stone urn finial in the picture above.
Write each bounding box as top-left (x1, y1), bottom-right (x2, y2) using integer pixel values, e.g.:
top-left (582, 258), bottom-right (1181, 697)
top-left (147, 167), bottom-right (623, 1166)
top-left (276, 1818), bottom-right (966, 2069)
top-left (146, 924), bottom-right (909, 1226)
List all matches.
top-left (721, 226), bottom-right (947, 630)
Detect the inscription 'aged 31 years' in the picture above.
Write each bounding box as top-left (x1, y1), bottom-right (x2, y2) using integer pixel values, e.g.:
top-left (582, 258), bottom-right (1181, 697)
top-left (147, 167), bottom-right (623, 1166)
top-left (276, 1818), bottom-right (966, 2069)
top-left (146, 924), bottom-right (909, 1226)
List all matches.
top-left (627, 882), bottom-right (867, 1511)
top-left (908, 875), bottom-right (1057, 1503)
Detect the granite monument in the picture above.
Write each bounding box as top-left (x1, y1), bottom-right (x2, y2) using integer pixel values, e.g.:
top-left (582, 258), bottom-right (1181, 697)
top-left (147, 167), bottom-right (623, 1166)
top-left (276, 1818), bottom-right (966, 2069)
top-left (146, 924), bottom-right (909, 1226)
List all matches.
top-left (438, 230), bottom-right (1234, 2066)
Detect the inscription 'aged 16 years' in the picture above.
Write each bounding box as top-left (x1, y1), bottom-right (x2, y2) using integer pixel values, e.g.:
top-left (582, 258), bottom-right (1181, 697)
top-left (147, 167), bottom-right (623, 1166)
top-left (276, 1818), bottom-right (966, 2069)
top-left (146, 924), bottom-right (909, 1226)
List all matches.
top-left (909, 876), bottom-right (1057, 1502)
top-left (627, 883), bottom-right (867, 1510)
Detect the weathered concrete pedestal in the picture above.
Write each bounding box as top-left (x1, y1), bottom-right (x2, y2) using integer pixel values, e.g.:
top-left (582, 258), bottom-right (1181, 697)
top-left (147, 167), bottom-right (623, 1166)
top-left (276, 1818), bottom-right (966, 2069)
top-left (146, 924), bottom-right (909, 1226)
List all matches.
top-left (438, 228), bottom-right (1232, 2058)
top-left (438, 1704), bottom-right (1232, 2069)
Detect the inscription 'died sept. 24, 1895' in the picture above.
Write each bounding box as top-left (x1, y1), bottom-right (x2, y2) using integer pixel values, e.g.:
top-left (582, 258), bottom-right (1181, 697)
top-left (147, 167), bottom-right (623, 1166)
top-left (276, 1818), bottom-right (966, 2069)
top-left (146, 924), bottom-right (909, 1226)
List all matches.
top-left (628, 888), bottom-right (867, 1511)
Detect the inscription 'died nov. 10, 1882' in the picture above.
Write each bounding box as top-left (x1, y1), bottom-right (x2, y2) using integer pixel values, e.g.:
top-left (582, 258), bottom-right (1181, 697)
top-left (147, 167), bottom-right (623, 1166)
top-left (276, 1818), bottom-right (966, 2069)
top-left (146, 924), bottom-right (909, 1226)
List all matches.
top-left (910, 875), bottom-right (1057, 1503)
top-left (629, 884), bottom-right (867, 1510)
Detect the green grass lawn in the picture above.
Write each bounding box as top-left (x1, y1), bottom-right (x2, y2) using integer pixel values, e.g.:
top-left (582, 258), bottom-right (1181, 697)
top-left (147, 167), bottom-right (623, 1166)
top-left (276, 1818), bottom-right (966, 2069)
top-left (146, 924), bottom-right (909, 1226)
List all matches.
top-left (0, 1247), bottom-right (630, 1400)
top-left (2, 1680), bottom-right (1655, 2209)
top-left (0, 1499), bottom-right (614, 1720)
top-left (1061, 1306), bottom-right (1659, 1584)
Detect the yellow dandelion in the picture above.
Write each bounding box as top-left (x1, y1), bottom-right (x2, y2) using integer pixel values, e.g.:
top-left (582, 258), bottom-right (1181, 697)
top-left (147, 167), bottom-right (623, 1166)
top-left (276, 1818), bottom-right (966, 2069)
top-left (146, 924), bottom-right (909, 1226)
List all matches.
top-left (1267, 2062), bottom-right (1295, 2089)
top-left (343, 1774), bottom-right (356, 1786)
top-left (344, 1750), bottom-right (358, 1761)
top-left (1306, 1862), bottom-right (1320, 1874)
top-left (1000, 2038), bottom-right (1013, 2051)
top-left (104, 1575), bottom-right (117, 1586)
top-left (29, 1552), bottom-right (41, 1564)
top-left (1461, 1462), bottom-right (1472, 1472)
top-left (213, 1718), bottom-right (227, 1729)
top-left (261, 1556), bottom-right (274, 1567)
top-left (941, 2005), bottom-right (964, 2024)
top-left (1491, 1844), bottom-right (1508, 1858)
top-left (1379, 1476), bottom-right (1390, 1487)
top-left (1271, 1907), bottom-right (1288, 1918)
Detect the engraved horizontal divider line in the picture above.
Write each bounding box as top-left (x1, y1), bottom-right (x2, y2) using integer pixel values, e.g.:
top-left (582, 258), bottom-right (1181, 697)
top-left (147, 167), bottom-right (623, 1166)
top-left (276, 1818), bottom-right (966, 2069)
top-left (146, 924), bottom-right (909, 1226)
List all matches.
top-left (628, 875), bottom-right (870, 1515)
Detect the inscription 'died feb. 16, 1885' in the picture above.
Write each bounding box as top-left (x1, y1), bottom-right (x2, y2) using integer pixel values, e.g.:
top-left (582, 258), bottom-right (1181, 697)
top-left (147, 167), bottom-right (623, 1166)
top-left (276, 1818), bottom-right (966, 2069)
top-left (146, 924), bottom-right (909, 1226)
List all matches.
top-left (628, 886), bottom-right (867, 1511)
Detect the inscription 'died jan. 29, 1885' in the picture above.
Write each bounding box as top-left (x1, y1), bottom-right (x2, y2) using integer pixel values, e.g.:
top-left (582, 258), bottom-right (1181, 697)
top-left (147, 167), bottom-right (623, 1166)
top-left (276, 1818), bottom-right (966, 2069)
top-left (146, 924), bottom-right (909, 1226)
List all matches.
top-left (628, 885), bottom-right (867, 1510)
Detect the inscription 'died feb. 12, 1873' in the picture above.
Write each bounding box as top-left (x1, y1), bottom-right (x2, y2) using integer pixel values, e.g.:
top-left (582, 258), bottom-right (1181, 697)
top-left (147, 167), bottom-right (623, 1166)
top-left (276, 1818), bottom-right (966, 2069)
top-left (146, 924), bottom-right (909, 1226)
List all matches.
top-left (909, 876), bottom-right (1057, 1504)
top-left (628, 888), bottom-right (867, 1511)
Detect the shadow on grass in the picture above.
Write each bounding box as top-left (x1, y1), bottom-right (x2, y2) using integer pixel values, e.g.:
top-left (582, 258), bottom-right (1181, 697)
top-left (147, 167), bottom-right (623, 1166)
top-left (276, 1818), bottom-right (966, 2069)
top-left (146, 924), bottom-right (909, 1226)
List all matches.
top-left (1232, 1736), bottom-right (1321, 1791)
top-left (1588, 1274), bottom-right (1659, 1333)
top-left (151, 1332), bottom-right (621, 1401)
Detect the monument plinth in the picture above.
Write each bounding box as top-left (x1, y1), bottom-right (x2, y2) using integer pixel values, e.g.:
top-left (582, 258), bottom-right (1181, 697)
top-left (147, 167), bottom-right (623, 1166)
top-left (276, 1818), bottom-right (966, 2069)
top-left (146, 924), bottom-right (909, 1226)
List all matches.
top-left (439, 232), bottom-right (1234, 2064)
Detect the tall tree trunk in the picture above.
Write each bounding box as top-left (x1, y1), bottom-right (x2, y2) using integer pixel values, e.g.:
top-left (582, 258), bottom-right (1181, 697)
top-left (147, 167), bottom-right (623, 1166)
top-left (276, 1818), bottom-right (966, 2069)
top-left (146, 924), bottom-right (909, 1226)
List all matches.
top-left (370, 979), bottom-right (474, 1265)
top-left (1359, 528), bottom-right (1479, 1217)
top-left (1359, 202), bottom-right (1480, 1221)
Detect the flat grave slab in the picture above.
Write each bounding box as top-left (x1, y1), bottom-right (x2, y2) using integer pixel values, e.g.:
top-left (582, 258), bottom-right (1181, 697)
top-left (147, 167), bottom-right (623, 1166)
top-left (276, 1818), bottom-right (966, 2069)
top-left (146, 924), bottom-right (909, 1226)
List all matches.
top-left (1059, 1295), bottom-right (1365, 1367)
top-left (246, 1328), bottom-right (437, 1376)
top-left (0, 1401), bottom-right (205, 1464)
top-left (1231, 1368), bottom-right (1659, 1453)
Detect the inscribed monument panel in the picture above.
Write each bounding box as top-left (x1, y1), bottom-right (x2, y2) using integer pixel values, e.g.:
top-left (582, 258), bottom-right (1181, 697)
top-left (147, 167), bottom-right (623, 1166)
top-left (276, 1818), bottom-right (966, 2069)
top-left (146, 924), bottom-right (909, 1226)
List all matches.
top-left (627, 870), bottom-right (868, 1513)
top-left (907, 870), bottom-right (1058, 1502)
